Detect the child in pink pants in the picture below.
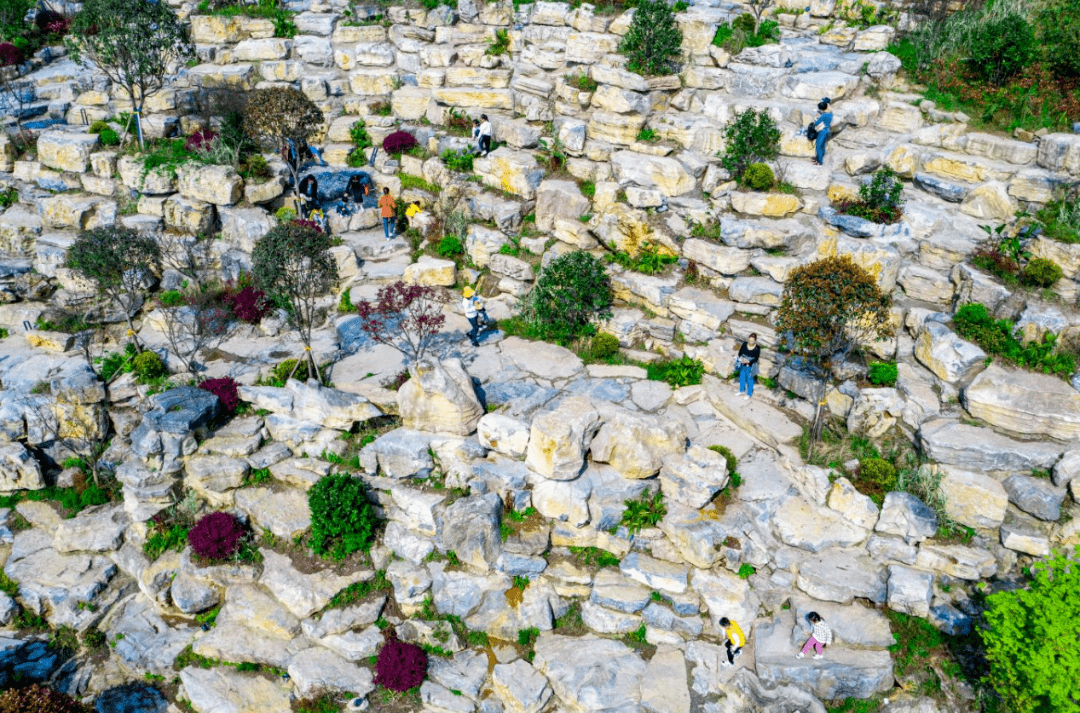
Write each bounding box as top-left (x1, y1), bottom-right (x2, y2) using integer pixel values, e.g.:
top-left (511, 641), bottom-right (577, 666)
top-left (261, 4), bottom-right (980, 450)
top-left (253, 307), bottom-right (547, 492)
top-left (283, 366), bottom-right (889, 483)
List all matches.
top-left (796, 611), bottom-right (832, 660)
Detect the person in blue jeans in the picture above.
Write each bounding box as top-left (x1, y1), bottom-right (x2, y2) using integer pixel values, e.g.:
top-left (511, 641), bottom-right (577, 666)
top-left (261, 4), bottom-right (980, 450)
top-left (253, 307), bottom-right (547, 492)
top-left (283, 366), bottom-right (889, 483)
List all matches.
top-left (813, 99), bottom-right (833, 166)
top-left (736, 333), bottom-right (760, 400)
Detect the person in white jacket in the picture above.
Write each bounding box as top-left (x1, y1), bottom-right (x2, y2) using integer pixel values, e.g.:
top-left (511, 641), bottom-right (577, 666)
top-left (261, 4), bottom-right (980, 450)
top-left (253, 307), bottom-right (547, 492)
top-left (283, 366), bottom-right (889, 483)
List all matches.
top-left (796, 611), bottom-right (833, 660)
top-left (462, 286), bottom-right (482, 347)
top-left (478, 115), bottom-right (492, 156)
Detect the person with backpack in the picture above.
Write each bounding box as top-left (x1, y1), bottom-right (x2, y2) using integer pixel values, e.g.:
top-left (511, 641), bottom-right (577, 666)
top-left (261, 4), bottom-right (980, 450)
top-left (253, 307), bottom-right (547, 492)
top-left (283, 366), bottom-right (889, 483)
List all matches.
top-left (462, 286), bottom-right (487, 347)
top-left (809, 98), bottom-right (833, 166)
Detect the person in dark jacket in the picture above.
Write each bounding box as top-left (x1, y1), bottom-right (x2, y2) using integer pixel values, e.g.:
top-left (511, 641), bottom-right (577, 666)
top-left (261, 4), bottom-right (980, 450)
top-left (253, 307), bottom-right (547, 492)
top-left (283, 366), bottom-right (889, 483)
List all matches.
top-left (737, 333), bottom-right (760, 400)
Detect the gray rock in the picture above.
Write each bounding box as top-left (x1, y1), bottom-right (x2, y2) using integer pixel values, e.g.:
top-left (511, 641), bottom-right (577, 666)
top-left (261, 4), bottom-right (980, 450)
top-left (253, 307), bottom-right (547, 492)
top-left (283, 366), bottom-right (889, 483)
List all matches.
top-left (1052, 449), bottom-right (1080, 487)
top-left (774, 496), bottom-right (871, 552)
top-left (1003, 474), bottom-right (1067, 521)
top-left (0, 637), bottom-right (60, 687)
top-left (109, 595), bottom-right (199, 675)
top-left (591, 568), bottom-right (652, 614)
top-left (533, 634), bottom-right (647, 713)
top-left (818, 205), bottom-right (881, 238)
top-left (620, 552), bottom-right (689, 595)
top-left (53, 503), bottom-right (129, 553)
top-left (917, 420), bottom-right (1064, 473)
top-left (288, 647), bottom-right (375, 698)
top-left (875, 492), bottom-right (938, 543)
top-left (180, 666), bottom-right (292, 713)
top-left (399, 358), bottom-right (484, 437)
top-left (302, 596), bottom-right (385, 639)
top-left (929, 604), bottom-right (971, 635)
top-left (791, 597), bottom-right (894, 648)
top-left (439, 493), bottom-right (502, 572)
top-left (142, 387), bottom-right (220, 434)
top-left (939, 466), bottom-right (1009, 529)
top-left (92, 683), bottom-right (168, 713)
top-left (795, 549), bottom-right (888, 604)
top-left (526, 396), bottom-right (601, 480)
top-left (360, 428), bottom-right (436, 478)
top-left (260, 549), bottom-right (373, 619)
top-left (429, 650), bottom-right (490, 701)
top-left (1000, 512), bottom-right (1051, 556)
top-left (915, 544), bottom-right (997, 580)
top-left (914, 173), bottom-right (968, 202)
top-left (0, 593), bottom-right (15, 626)
top-left (659, 444), bottom-right (729, 508)
top-left (640, 602), bottom-right (703, 639)
top-left (170, 574), bottom-right (219, 614)
top-left (492, 659), bottom-right (553, 713)
top-left (639, 646), bottom-right (691, 713)
top-left (581, 600), bottom-right (643, 634)
top-left (0, 441), bottom-right (45, 492)
top-left (421, 680), bottom-right (475, 713)
top-left (886, 564), bottom-right (934, 617)
top-left (318, 626), bottom-right (383, 662)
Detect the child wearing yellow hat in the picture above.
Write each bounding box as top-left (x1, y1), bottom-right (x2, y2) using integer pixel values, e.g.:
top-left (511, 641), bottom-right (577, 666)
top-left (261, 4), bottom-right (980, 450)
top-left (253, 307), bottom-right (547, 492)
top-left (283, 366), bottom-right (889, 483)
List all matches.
top-left (462, 286), bottom-right (482, 347)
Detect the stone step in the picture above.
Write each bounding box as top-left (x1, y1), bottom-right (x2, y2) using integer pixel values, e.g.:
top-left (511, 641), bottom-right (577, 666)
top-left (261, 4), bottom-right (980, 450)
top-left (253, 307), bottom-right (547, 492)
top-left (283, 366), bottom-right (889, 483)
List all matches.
top-left (703, 374), bottom-right (803, 448)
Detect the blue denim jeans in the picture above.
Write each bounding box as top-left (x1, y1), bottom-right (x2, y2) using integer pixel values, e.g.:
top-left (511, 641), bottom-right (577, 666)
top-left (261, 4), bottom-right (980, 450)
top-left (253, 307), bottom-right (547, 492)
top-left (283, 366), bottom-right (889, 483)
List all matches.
top-left (815, 129), bottom-right (830, 164)
top-left (739, 364), bottom-right (754, 397)
top-left (466, 316), bottom-right (480, 344)
top-left (382, 217), bottom-right (393, 238)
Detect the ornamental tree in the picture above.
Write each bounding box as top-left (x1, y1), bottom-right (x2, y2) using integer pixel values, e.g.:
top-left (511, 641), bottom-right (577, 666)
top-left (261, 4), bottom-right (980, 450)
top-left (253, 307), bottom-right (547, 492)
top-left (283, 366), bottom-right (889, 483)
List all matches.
top-left (252, 221), bottom-right (338, 382)
top-left (618, 0), bottom-right (683, 76)
top-left (66, 226), bottom-right (162, 352)
top-left (354, 281), bottom-right (449, 364)
top-left (68, 0), bottom-right (193, 149)
top-left (243, 87), bottom-right (324, 198)
top-left (774, 255), bottom-right (892, 450)
top-left (720, 108), bottom-right (781, 183)
top-left (524, 250), bottom-right (612, 343)
top-left (982, 547), bottom-right (1080, 713)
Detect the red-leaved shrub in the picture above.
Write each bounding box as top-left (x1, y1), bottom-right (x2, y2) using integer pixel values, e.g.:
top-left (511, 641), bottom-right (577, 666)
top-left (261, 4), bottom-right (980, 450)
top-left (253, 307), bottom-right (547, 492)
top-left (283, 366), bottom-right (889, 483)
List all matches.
top-left (382, 130), bottom-right (418, 156)
top-left (0, 684), bottom-right (91, 713)
top-left (374, 632), bottom-right (427, 692)
top-left (0, 43), bottom-right (22, 67)
top-left (198, 377), bottom-right (240, 413)
top-left (35, 10), bottom-right (65, 31)
top-left (185, 128), bottom-right (217, 153)
top-left (226, 285), bottom-right (269, 323)
top-left (188, 512), bottom-right (244, 561)
top-left (290, 218), bottom-right (323, 233)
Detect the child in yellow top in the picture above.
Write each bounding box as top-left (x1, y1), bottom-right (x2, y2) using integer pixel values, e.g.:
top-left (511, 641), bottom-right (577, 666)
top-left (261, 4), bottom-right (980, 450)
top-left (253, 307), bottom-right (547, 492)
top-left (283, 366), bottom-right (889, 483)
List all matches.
top-left (719, 617), bottom-right (745, 667)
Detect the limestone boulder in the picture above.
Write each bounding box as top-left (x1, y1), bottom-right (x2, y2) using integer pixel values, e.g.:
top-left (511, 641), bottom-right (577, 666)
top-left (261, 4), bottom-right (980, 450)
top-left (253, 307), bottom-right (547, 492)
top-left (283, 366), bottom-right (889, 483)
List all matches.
top-left (403, 256), bottom-right (456, 286)
top-left (37, 131), bottom-right (98, 173)
top-left (474, 148), bottom-right (545, 200)
top-left (398, 358), bottom-right (484, 436)
top-left (659, 444), bottom-right (729, 508)
top-left (526, 396), bottom-right (602, 480)
top-left (180, 666), bottom-right (292, 713)
top-left (731, 191), bottom-right (800, 218)
top-left (590, 409), bottom-right (687, 479)
top-left (962, 364), bottom-right (1080, 440)
top-left (177, 163), bottom-right (243, 206)
top-left (917, 420), bottom-right (1064, 473)
top-left (887, 564), bottom-right (934, 617)
top-left (914, 322), bottom-right (986, 384)
top-left (611, 151), bottom-right (695, 197)
top-left (1003, 474), bottom-right (1067, 522)
top-left (240, 380), bottom-right (382, 431)
top-left (774, 496), bottom-right (871, 552)
top-left (535, 179), bottom-right (590, 232)
top-left (492, 659), bottom-right (553, 713)
top-left (939, 466), bottom-right (1008, 529)
top-left (533, 634), bottom-right (646, 713)
top-left (465, 224), bottom-right (509, 268)
top-left (439, 493), bottom-right (502, 572)
top-left (875, 492), bottom-right (938, 543)
top-left (477, 413), bottom-right (530, 458)
top-left (0, 442), bottom-right (45, 492)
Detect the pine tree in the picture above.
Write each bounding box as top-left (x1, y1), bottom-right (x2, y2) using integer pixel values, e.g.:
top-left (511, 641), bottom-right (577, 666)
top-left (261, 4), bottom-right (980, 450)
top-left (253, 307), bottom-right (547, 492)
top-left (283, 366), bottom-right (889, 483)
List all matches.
top-left (619, 0), bottom-right (683, 76)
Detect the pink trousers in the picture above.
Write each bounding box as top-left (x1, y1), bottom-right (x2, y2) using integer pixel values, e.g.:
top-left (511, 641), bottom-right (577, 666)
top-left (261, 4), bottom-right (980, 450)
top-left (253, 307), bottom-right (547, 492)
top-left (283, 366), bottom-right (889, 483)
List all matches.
top-left (801, 636), bottom-right (825, 655)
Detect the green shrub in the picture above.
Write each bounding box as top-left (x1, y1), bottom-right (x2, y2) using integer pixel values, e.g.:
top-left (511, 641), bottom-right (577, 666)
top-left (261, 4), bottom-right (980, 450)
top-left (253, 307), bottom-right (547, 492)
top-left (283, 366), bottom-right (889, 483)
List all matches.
top-left (98, 128), bottom-right (120, 146)
top-left (867, 361), bottom-right (898, 387)
top-left (159, 289), bottom-right (187, 307)
top-left (349, 118), bottom-right (372, 151)
top-left (308, 473), bottom-right (378, 559)
top-left (954, 302), bottom-right (1075, 378)
top-left (647, 355), bottom-right (705, 388)
top-left (837, 166), bottom-right (904, 224)
top-left (1035, 0), bottom-right (1080, 79)
top-left (981, 546), bottom-right (1080, 713)
top-left (732, 13), bottom-right (755, 33)
top-left (618, 0), bottom-right (683, 76)
top-left (1037, 190), bottom-right (1080, 244)
top-left (589, 332), bottom-right (620, 360)
top-left (580, 180), bottom-right (596, 198)
top-left (88, 120), bottom-right (110, 133)
top-left (967, 12), bottom-right (1035, 85)
top-left (1021, 257), bottom-right (1063, 287)
top-left (620, 490), bottom-right (666, 533)
top-left (711, 13), bottom-right (778, 54)
top-left (720, 109), bottom-right (780, 182)
top-left (441, 148), bottom-right (474, 173)
top-left (273, 358), bottom-right (310, 384)
top-left (522, 250), bottom-right (612, 343)
top-left (132, 351), bottom-right (167, 382)
top-left (486, 27), bottom-right (510, 56)
top-left (742, 162), bottom-right (775, 191)
top-left (436, 235), bottom-right (464, 259)
top-left (859, 458), bottom-right (898, 491)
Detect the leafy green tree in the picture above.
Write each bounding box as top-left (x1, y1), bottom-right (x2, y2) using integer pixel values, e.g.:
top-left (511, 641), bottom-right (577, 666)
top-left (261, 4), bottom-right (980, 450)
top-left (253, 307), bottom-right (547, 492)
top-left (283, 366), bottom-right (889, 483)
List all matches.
top-left (1035, 0), bottom-right (1080, 79)
top-left (720, 109), bottom-right (780, 183)
top-left (982, 547), bottom-right (1080, 713)
top-left (68, 0), bottom-right (194, 149)
top-left (66, 226), bottom-right (162, 352)
top-left (252, 221), bottom-right (338, 381)
top-left (966, 12), bottom-right (1035, 86)
top-left (0, 0), bottom-right (33, 42)
top-left (243, 87), bottom-right (324, 198)
top-left (775, 255), bottom-right (892, 451)
top-left (618, 0), bottom-right (683, 76)
top-left (521, 250), bottom-right (612, 343)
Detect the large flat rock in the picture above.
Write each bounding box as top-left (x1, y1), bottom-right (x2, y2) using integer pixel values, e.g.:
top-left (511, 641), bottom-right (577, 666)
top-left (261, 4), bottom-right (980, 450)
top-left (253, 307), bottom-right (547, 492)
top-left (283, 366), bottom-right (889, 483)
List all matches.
top-left (962, 364), bottom-right (1080, 440)
top-left (180, 666), bottom-right (292, 713)
top-left (533, 634), bottom-right (646, 713)
top-left (917, 419), bottom-right (1064, 473)
top-left (703, 375), bottom-right (802, 447)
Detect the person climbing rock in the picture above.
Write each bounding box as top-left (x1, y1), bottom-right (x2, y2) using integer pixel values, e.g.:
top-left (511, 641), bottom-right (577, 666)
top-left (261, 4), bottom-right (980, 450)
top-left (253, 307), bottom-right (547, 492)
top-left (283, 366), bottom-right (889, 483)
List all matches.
top-left (462, 286), bottom-right (484, 347)
top-left (811, 98), bottom-right (833, 166)
top-left (720, 617), bottom-right (746, 667)
top-left (478, 115), bottom-right (493, 156)
top-left (378, 187), bottom-right (395, 240)
top-left (797, 611), bottom-right (832, 660)
top-left (736, 333), bottom-right (760, 400)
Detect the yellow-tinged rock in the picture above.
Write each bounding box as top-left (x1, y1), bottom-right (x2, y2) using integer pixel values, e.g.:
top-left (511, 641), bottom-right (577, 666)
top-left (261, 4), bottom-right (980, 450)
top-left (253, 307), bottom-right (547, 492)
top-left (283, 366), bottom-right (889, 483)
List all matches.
top-left (886, 145), bottom-right (918, 178)
top-left (780, 132), bottom-right (815, 158)
top-left (827, 183), bottom-right (859, 203)
top-left (350, 69), bottom-right (397, 96)
top-left (24, 330), bottom-right (74, 353)
top-left (189, 14), bottom-right (245, 44)
top-left (730, 192), bottom-right (800, 218)
top-left (960, 181), bottom-right (1016, 221)
top-left (403, 255), bottom-right (456, 286)
top-left (431, 87), bottom-right (514, 109)
top-left (1030, 237), bottom-right (1080, 280)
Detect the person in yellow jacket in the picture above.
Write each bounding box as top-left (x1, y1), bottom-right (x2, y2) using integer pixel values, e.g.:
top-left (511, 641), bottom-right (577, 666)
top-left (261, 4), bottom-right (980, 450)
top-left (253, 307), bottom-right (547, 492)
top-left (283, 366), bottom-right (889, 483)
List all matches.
top-left (720, 617), bottom-right (745, 667)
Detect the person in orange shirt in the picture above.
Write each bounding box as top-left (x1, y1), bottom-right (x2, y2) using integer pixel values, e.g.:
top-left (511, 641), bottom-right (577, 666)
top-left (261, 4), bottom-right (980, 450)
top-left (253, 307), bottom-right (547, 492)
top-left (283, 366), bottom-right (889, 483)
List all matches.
top-left (378, 187), bottom-right (396, 241)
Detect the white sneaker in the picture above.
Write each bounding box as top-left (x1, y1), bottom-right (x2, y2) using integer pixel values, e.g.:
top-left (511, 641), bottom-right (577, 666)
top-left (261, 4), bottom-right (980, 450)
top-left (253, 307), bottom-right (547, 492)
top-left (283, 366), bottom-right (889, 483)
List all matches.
top-left (795, 652), bottom-right (804, 659)
top-left (721, 661), bottom-right (732, 668)
top-left (813, 654), bottom-right (823, 660)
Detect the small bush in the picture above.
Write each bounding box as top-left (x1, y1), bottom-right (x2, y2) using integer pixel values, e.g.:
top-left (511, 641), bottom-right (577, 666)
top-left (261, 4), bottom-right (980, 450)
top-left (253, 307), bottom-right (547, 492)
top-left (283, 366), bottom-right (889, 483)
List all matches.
top-left (859, 458), bottom-right (898, 491)
top-left (159, 289), bottom-right (186, 307)
top-left (440, 148), bottom-right (473, 173)
top-left (590, 332), bottom-right (620, 360)
top-left (647, 355), bottom-right (705, 388)
top-left (867, 361), bottom-right (898, 387)
top-left (486, 27), bottom-right (510, 56)
top-left (88, 120), bottom-right (111, 134)
top-left (132, 351), bottom-right (168, 381)
top-left (837, 167), bottom-right (904, 224)
top-left (226, 284), bottom-right (269, 323)
top-left (382, 130), bottom-right (418, 156)
top-left (185, 128), bottom-right (217, 153)
top-left (521, 250), bottom-right (612, 343)
top-left (349, 119), bottom-right (372, 151)
top-left (0, 684), bottom-right (91, 713)
top-left (967, 13), bottom-right (1036, 85)
top-left (435, 235), bottom-right (464, 259)
top-left (188, 512), bottom-right (244, 561)
top-left (742, 162), bottom-right (775, 191)
top-left (1035, 0), bottom-right (1080, 79)
top-left (1021, 257), bottom-right (1063, 287)
top-left (621, 490), bottom-right (666, 533)
top-left (199, 377), bottom-right (240, 412)
top-left (98, 128), bottom-right (120, 146)
top-left (308, 473), bottom-right (378, 559)
top-left (374, 633), bottom-right (428, 692)
top-left (240, 152), bottom-right (271, 180)
top-left (0, 42), bottom-right (22, 67)
top-left (273, 358), bottom-right (310, 384)
top-left (720, 109), bottom-right (780, 183)
top-left (954, 303), bottom-right (1075, 378)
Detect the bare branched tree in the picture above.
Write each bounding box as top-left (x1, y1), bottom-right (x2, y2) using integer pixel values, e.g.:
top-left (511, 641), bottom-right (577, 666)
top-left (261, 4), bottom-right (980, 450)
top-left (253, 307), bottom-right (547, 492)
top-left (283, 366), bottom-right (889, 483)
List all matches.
top-left (157, 232), bottom-right (214, 293)
top-left (748, 0), bottom-right (775, 34)
top-left (21, 391), bottom-right (111, 486)
top-left (157, 293), bottom-right (236, 376)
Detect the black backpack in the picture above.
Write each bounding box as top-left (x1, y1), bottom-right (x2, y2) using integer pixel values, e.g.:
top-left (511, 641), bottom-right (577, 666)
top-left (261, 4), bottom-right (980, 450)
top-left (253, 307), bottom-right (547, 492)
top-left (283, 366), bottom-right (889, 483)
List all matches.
top-left (807, 121), bottom-right (818, 142)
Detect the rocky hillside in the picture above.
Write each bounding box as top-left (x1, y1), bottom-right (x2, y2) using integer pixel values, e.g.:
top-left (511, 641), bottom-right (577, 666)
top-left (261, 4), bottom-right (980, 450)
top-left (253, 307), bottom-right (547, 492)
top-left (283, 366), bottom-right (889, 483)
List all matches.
top-left (1, 0), bottom-right (1079, 712)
